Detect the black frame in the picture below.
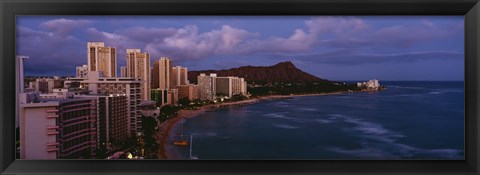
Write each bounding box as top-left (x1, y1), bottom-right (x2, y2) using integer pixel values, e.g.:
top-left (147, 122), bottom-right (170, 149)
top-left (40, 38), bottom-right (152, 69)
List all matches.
top-left (1, 0), bottom-right (479, 174)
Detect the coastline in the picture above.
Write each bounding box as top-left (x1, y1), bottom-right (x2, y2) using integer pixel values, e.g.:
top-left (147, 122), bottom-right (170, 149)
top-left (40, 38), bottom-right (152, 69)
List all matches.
top-left (155, 90), bottom-right (356, 159)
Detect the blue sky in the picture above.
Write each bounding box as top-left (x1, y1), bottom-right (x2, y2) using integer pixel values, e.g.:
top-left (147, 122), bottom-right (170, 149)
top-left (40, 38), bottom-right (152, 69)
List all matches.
top-left (16, 16), bottom-right (464, 81)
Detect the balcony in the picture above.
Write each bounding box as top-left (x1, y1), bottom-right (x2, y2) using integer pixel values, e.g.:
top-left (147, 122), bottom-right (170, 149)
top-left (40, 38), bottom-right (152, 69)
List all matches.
top-left (47, 131), bottom-right (59, 135)
top-left (46, 109), bottom-right (59, 113)
top-left (46, 142), bottom-right (59, 146)
top-left (46, 126), bottom-right (59, 129)
top-left (46, 115), bottom-right (58, 118)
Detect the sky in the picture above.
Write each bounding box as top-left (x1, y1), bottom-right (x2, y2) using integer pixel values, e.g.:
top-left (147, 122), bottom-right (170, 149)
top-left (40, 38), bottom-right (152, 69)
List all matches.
top-left (16, 16), bottom-right (464, 81)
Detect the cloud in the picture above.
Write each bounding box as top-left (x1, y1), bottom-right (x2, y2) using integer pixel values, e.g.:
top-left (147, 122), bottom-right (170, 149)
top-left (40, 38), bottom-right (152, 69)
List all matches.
top-left (39, 18), bottom-right (91, 37)
top-left (282, 50), bottom-right (464, 65)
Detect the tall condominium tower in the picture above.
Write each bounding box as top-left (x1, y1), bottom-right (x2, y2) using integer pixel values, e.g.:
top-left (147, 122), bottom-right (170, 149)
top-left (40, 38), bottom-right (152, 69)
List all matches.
top-left (172, 66), bottom-right (188, 88)
top-left (126, 49), bottom-right (151, 101)
top-left (87, 42), bottom-right (117, 77)
top-left (152, 57), bottom-right (172, 90)
top-left (198, 73), bottom-right (217, 101)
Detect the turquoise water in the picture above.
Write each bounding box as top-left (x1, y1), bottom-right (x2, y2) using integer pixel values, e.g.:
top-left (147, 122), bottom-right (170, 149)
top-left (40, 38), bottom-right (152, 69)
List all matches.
top-left (171, 81), bottom-right (464, 160)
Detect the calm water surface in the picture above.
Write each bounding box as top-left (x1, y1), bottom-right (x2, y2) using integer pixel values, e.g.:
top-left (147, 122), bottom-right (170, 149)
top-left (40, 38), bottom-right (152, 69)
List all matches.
top-left (171, 81), bottom-right (464, 160)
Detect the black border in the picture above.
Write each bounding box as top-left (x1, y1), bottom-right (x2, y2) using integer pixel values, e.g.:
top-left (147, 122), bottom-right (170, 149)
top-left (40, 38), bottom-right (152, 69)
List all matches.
top-left (1, 0), bottom-right (479, 174)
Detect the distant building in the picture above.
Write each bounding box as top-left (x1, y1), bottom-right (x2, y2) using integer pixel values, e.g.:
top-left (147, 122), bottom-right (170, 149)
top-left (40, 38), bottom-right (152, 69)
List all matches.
top-left (152, 57), bottom-right (172, 90)
top-left (76, 65), bottom-right (88, 78)
top-left (357, 79), bottom-right (381, 91)
top-left (126, 49), bottom-right (151, 101)
top-left (19, 98), bottom-right (98, 159)
top-left (151, 89), bottom-right (169, 107)
top-left (120, 66), bottom-right (127, 78)
top-left (35, 78), bottom-right (63, 94)
top-left (198, 73), bottom-right (217, 101)
top-left (68, 71), bottom-right (142, 136)
top-left (87, 42), bottom-right (117, 77)
top-left (177, 84), bottom-right (199, 100)
top-left (215, 76), bottom-right (247, 98)
top-left (172, 66), bottom-right (188, 87)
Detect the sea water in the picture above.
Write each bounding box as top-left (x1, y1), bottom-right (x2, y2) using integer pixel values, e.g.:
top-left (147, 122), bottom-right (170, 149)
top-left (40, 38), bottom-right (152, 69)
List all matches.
top-left (173, 81), bottom-right (464, 160)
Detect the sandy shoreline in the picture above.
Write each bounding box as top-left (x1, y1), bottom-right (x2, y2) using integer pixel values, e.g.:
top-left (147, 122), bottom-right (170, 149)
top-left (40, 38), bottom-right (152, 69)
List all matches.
top-left (155, 91), bottom-right (351, 159)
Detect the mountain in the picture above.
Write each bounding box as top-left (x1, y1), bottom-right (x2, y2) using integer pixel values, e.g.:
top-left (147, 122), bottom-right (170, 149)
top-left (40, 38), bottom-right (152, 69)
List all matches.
top-left (188, 61), bottom-right (329, 84)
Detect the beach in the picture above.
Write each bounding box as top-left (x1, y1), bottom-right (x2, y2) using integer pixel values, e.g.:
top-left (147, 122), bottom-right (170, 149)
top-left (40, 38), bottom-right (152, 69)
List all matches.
top-left (155, 91), bottom-right (352, 159)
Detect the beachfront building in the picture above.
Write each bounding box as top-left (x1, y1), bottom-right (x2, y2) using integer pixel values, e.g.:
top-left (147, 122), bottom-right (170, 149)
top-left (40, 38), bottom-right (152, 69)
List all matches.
top-left (152, 57), bottom-right (172, 90)
top-left (198, 73), bottom-right (217, 101)
top-left (76, 65), bottom-right (88, 78)
top-left (126, 49), bottom-right (151, 101)
top-left (120, 66), bottom-right (127, 78)
top-left (76, 94), bottom-right (129, 152)
top-left (171, 66), bottom-right (189, 87)
top-left (68, 71), bottom-right (142, 136)
top-left (357, 79), bottom-right (381, 91)
top-left (169, 89), bottom-right (178, 105)
top-left (87, 42), bottom-right (117, 77)
top-left (215, 76), bottom-right (247, 98)
top-left (151, 89), bottom-right (170, 107)
top-left (177, 84), bottom-right (199, 100)
top-left (19, 96), bottom-right (98, 159)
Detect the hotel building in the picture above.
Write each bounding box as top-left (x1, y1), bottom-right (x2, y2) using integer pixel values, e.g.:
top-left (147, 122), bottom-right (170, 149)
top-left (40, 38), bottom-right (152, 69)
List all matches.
top-left (87, 42), bottom-right (117, 77)
top-left (177, 84), bottom-right (199, 100)
top-left (152, 57), bottom-right (172, 90)
top-left (171, 66), bottom-right (188, 87)
top-left (19, 97), bottom-right (98, 159)
top-left (35, 78), bottom-right (64, 94)
top-left (126, 49), bottom-right (151, 101)
top-left (216, 77), bottom-right (247, 97)
top-left (198, 73), bottom-right (217, 101)
top-left (151, 89), bottom-right (170, 107)
top-left (76, 94), bottom-right (129, 152)
top-left (69, 71), bottom-right (142, 136)
top-left (76, 65), bottom-right (88, 78)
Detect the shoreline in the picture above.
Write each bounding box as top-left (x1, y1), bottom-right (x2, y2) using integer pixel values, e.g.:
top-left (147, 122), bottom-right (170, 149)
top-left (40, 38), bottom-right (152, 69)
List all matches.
top-left (156, 90), bottom-right (364, 159)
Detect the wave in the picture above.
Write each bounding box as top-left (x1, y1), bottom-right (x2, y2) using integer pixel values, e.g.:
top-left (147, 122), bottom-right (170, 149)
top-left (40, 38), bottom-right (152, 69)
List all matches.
top-left (272, 123), bottom-right (298, 129)
top-left (315, 119), bottom-right (333, 124)
top-left (386, 85), bottom-right (425, 90)
top-left (298, 107), bottom-right (318, 111)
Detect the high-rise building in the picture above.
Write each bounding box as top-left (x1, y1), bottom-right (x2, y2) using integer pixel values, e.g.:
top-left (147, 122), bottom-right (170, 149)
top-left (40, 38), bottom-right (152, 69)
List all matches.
top-left (197, 73), bottom-right (217, 101)
top-left (120, 66), bottom-right (127, 78)
top-left (76, 65), bottom-right (88, 78)
top-left (87, 42), bottom-right (117, 77)
top-left (126, 49), bottom-right (151, 101)
top-left (69, 71), bottom-right (142, 136)
top-left (151, 89), bottom-right (170, 107)
top-left (172, 66), bottom-right (188, 87)
top-left (16, 55), bottom-right (29, 128)
top-left (19, 98), bottom-right (98, 159)
top-left (177, 84), bottom-right (199, 100)
top-left (152, 57), bottom-right (172, 90)
top-left (76, 94), bottom-right (129, 152)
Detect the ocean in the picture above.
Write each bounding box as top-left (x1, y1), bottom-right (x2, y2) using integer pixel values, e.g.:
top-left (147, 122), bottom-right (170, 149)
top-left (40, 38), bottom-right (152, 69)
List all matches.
top-left (171, 81), bottom-right (465, 160)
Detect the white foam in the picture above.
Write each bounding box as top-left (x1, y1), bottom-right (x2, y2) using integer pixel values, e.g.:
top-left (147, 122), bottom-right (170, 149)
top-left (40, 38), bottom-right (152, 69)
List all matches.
top-left (272, 123), bottom-right (298, 129)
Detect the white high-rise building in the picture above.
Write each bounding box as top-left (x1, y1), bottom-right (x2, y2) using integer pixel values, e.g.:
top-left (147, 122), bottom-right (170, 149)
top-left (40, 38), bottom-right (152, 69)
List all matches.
top-left (172, 66), bottom-right (188, 87)
top-left (198, 73), bottom-right (217, 101)
top-left (87, 42), bottom-right (117, 77)
top-left (126, 49), bottom-right (151, 101)
top-left (16, 55), bottom-right (29, 128)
